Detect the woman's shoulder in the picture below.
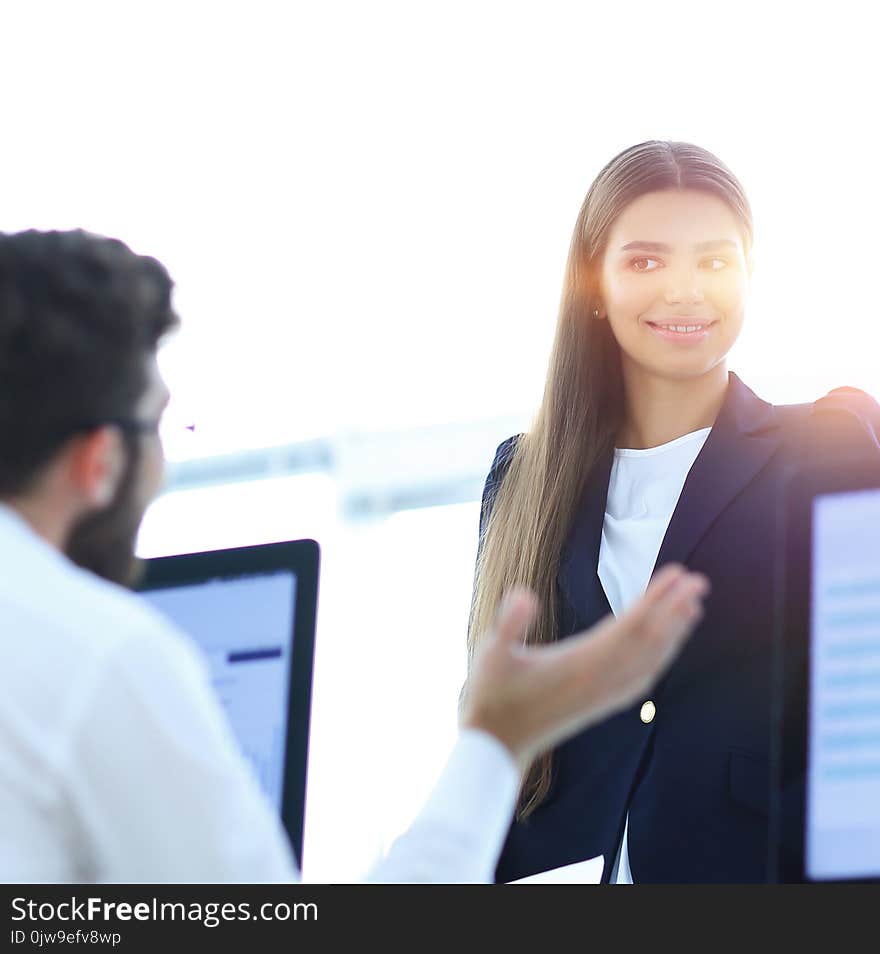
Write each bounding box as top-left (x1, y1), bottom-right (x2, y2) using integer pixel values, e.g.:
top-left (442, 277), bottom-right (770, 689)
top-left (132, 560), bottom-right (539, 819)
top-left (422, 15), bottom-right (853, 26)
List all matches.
top-left (771, 384), bottom-right (880, 425)
top-left (478, 434), bottom-right (523, 531)
top-left (775, 385), bottom-right (880, 459)
top-left (810, 385), bottom-right (880, 424)
top-left (487, 434), bottom-right (523, 479)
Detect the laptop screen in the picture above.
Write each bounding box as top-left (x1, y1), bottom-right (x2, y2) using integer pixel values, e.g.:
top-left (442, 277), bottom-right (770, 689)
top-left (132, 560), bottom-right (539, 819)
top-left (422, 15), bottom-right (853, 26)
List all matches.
top-left (807, 487), bottom-right (880, 879)
top-left (142, 570), bottom-right (297, 810)
top-left (137, 539), bottom-right (319, 869)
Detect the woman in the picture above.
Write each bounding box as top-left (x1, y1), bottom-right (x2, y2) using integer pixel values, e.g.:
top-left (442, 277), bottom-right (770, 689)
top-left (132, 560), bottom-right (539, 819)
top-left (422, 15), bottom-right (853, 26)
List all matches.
top-left (469, 141), bottom-right (880, 883)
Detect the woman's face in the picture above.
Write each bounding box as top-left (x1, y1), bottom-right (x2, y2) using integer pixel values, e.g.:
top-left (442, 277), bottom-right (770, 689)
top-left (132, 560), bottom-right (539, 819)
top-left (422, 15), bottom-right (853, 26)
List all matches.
top-left (598, 189), bottom-right (750, 384)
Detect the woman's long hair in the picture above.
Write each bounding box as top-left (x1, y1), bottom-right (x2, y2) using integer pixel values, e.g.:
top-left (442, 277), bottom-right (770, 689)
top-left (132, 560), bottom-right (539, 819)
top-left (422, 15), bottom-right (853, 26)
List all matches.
top-left (467, 141), bottom-right (754, 819)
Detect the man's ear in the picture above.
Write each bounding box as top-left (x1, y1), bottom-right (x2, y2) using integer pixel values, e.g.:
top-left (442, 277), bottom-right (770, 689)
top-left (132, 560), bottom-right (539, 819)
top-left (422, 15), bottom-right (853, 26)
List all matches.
top-left (68, 427), bottom-right (125, 508)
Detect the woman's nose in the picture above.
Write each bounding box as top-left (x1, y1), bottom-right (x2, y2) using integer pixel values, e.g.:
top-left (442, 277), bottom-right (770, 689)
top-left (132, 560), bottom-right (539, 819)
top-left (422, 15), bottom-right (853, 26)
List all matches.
top-left (663, 277), bottom-right (705, 306)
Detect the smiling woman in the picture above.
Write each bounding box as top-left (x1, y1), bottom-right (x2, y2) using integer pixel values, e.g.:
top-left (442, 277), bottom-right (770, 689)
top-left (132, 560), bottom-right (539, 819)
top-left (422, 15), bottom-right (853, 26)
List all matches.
top-left (467, 140), bottom-right (880, 884)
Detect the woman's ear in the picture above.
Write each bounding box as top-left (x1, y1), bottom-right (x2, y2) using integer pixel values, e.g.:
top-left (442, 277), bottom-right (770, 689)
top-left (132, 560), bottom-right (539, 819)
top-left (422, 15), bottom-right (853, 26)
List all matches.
top-left (69, 427), bottom-right (125, 508)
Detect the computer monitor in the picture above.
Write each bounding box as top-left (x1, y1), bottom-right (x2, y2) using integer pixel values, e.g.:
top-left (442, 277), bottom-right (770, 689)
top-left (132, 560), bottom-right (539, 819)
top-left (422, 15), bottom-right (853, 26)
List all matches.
top-left (138, 539), bottom-right (319, 870)
top-left (773, 459), bottom-right (880, 883)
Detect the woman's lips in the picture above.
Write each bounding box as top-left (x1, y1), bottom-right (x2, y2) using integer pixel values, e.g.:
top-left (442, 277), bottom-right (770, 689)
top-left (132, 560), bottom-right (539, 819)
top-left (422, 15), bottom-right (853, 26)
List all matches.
top-left (646, 320), bottom-right (716, 343)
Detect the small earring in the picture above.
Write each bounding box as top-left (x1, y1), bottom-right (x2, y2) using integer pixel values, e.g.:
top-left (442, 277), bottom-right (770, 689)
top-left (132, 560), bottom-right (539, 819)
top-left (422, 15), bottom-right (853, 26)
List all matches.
top-left (593, 308), bottom-right (600, 318)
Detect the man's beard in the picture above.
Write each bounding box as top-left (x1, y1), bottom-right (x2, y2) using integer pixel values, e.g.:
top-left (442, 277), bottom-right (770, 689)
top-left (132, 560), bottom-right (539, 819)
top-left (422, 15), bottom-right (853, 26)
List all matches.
top-left (64, 437), bottom-right (147, 588)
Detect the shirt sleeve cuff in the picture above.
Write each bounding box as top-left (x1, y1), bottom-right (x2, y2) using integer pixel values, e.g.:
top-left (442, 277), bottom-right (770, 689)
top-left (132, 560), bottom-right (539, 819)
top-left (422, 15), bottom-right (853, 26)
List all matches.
top-left (365, 729), bottom-right (521, 883)
top-left (439, 728), bottom-right (521, 815)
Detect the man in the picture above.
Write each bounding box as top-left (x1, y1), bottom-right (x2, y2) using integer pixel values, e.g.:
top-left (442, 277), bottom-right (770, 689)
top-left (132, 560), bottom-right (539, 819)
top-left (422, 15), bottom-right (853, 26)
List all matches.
top-left (0, 230), bottom-right (707, 882)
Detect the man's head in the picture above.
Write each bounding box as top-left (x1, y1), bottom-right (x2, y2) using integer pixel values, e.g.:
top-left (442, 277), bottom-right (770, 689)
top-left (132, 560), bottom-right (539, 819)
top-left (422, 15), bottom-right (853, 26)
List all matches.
top-left (0, 230), bottom-right (179, 585)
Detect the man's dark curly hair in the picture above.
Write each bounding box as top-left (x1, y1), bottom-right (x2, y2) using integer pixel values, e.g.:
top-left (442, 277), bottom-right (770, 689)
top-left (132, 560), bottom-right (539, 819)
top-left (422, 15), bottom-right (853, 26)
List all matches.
top-left (0, 230), bottom-right (180, 495)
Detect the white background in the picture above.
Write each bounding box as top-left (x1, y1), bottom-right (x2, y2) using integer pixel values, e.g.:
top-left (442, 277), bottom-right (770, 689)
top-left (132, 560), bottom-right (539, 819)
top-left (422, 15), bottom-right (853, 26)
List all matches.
top-left (2, 1), bottom-right (879, 881)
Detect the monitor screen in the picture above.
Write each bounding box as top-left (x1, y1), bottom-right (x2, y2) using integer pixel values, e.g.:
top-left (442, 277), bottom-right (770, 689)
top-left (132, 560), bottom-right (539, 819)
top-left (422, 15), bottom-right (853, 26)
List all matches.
top-left (807, 487), bottom-right (880, 879)
top-left (141, 570), bottom-right (297, 811)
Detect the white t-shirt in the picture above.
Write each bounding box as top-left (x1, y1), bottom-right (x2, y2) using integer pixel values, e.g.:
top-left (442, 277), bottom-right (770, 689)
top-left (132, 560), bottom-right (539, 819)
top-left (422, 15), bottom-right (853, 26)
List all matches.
top-left (0, 504), bottom-right (518, 883)
top-left (597, 427), bottom-right (712, 884)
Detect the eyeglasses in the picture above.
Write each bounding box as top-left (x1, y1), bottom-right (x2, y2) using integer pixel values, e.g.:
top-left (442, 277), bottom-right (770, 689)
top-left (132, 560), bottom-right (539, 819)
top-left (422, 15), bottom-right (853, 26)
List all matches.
top-left (55, 417), bottom-right (163, 440)
top-left (104, 417), bottom-right (163, 436)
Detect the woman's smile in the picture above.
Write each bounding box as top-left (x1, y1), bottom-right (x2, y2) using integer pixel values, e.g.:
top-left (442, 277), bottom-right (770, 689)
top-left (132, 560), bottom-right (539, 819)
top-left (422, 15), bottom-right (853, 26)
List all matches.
top-left (644, 318), bottom-right (718, 344)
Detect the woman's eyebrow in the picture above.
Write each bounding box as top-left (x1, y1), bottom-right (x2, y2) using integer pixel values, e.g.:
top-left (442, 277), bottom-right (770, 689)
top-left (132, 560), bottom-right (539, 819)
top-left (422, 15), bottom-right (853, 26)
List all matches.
top-left (620, 241), bottom-right (670, 252)
top-left (693, 238), bottom-right (739, 252)
top-left (619, 238), bottom-right (739, 253)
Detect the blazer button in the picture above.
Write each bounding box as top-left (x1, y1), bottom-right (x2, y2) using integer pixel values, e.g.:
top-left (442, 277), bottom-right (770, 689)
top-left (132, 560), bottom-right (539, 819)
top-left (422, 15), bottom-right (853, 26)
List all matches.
top-left (640, 700), bottom-right (656, 724)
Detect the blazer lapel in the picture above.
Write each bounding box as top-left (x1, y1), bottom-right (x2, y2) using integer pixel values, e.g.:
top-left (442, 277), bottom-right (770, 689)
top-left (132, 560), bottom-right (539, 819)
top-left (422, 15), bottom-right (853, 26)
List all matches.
top-left (557, 373), bottom-right (782, 630)
top-left (653, 372), bottom-right (781, 571)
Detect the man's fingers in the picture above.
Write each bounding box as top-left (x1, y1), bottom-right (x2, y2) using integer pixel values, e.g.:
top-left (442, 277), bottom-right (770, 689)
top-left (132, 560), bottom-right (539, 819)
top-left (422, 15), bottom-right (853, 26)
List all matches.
top-left (643, 563), bottom-right (689, 601)
top-left (628, 570), bottom-right (710, 643)
top-left (622, 564), bottom-right (708, 629)
top-left (487, 568), bottom-right (705, 657)
top-left (490, 587), bottom-right (539, 648)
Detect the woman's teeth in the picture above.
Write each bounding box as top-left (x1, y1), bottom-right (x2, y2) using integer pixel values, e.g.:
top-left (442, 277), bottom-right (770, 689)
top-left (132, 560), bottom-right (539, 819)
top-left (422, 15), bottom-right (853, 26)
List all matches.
top-left (650, 323), bottom-right (709, 333)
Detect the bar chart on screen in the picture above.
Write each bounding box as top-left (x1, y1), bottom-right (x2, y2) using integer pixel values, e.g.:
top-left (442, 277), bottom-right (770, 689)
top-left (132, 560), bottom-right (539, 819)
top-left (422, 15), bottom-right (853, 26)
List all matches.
top-left (143, 573), bottom-right (296, 811)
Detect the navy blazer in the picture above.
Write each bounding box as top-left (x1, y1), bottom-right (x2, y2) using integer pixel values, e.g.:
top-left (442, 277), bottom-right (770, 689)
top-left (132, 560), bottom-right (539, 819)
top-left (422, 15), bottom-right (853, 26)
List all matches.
top-left (479, 372), bottom-right (880, 883)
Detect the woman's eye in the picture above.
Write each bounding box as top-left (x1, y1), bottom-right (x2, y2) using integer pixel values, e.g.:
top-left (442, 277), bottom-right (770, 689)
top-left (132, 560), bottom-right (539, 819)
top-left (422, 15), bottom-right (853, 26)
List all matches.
top-left (702, 257), bottom-right (728, 271)
top-left (631, 257), bottom-right (662, 272)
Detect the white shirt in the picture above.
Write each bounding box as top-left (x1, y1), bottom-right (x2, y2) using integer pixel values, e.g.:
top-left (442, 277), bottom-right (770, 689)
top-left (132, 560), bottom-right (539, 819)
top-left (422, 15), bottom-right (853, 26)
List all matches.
top-left (0, 504), bottom-right (518, 883)
top-left (597, 427), bottom-right (711, 884)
